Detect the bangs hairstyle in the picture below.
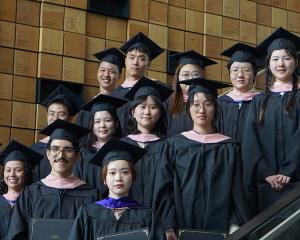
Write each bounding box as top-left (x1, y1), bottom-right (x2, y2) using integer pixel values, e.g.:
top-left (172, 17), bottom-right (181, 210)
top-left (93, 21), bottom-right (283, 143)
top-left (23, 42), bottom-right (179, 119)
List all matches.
top-left (227, 60), bottom-right (258, 82)
top-left (98, 61), bottom-right (121, 75)
top-left (187, 91), bottom-right (219, 131)
top-left (47, 138), bottom-right (80, 153)
top-left (47, 99), bottom-right (71, 116)
top-left (169, 64), bottom-right (204, 116)
top-left (101, 159), bottom-right (136, 183)
top-left (0, 161), bottom-right (32, 195)
top-left (128, 95), bottom-right (166, 137)
top-left (86, 109), bottom-right (122, 149)
top-left (127, 45), bottom-right (151, 62)
top-left (259, 49), bottom-right (299, 124)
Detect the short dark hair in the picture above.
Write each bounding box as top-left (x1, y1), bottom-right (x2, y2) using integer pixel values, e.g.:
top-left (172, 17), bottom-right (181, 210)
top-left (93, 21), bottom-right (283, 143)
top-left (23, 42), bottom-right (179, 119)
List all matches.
top-left (101, 160), bottom-right (136, 183)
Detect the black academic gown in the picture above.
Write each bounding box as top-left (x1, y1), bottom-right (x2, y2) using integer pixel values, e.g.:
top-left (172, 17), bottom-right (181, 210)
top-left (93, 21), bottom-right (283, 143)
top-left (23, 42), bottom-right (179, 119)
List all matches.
top-left (0, 196), bottom-right (13, 240)
top-left (217, 95), bottom-right (253, 142)
top-left (242, 90), bottom-right (300, 213)
top-left (31, 141), bottom-right (51, 182)
top-left (68, 203), bottom-right (166, 240)
top-left (7, 182), bottom-right (98, 240)
top-left (121, 137), bottom-right (170, 229)
top-left (166, 102), bottom-right (193, 137)
top-left (110, 86), bottom-right (131, 137)
top-left (74, 147), bottom-right (108, 198)
top-left (160, 134), bottom-right (250, 232)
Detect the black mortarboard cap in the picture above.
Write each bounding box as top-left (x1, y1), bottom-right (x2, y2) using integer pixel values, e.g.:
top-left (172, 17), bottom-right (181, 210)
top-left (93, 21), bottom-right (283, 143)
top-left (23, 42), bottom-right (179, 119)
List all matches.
top-left (180, 78), bottom-right (232, 97)
top-left (170, 50), bottom-right (217, 68)
top-left (120, 32), bottom-right (164, 60)
top-left (39, 119), bottom-right (90, 141)
top-left (80, 94), bottom-right (128, 116)
top-left (0, 140), bottom-right (43, 168)
top-left (124, 76), bottom-right (173, 102)
top-left (41, 85), bottom-right (84, 116)
top-left (221, 43), bottom-right (259, 63)
top-left (257, 27), bottom-right (300, 56)
top-left (93, 48), bottom-right (125, 71)
top-left (89, 138), bottom-right (146, 167)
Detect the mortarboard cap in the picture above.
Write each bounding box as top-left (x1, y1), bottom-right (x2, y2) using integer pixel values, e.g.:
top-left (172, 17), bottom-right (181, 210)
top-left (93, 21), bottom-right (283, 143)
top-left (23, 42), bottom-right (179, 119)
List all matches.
top-left (180, 78), bottom-right (232, 98)
top-left (89, 138), bottom-right (146, 167)
top-left (80, 94), bottom-right (128, 116)
top-left (257, 27), bottom-right (300, 56)
top-left (221, 43), bottom-right (259, 63)
top-left (39, 119), bottom-right (90, 141)
top-left (41, 85), bottom-right (84, 116)
top-left (94, 48), bottom-right (125, 71)
top-left (170, 50), bottom-right (217, 69)
top-left (120, 32), bottom-right (164, 60)
top-left (124, 76), bottom-right (173, 102)
top-left (0, 140), bottom-right (43, 168)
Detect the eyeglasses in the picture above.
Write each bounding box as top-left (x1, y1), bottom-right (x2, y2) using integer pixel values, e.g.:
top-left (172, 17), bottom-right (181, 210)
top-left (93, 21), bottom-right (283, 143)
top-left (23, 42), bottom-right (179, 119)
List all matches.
top-left (190, 102), bottom-right (214, 112)
top-left (179, 72), bottom-right (202, 80)
top-left (48, 146), bottom-right (75, 156)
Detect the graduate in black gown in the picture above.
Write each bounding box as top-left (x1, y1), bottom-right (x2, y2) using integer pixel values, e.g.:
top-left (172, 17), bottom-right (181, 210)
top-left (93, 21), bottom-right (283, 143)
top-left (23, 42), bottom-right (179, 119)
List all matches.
top-left (167, 50), bottom-right (217, 137)
top-left (31, 84), bottom-right (83, 181)
top-left (121, 77), bottom-right (175, 238)
top-left (76, 48), bottom-right (125, 129)
top-left (159, 78), bottom-right (250, 235)
top-left (110, 32), bottom-right (164, 136)
top-left (74, 94), bottom-right (127, 196)
top-left (0, 141), bottom-right (43, 240)
top-left (7, 120), bottom-right (98, 240)
top-left (68, 138), bottom-right (166, 240)
top-left (217, 43), bottom-right (260, 142)
top-left (242, 27), bottom-right (300, 213)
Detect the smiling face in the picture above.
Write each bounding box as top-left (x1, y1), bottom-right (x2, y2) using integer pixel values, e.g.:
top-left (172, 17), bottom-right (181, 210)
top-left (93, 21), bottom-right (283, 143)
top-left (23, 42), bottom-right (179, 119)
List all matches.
top-left (47, 103), bottom-right (71, 125)
top-left (132, 96), bottom-right (161, 133)
top-left (4, 160), bottom-right (26, 192)
top-left (269, 49), bottom-right (297, 83)
top-left (125, 49), bottom-right (149, 80)
top-left (189, 92), bottom-right (215, 129)
top-left (229, 62), bottom-right (254, 92)
top-left (97, 61), bottom-right (120, 92)
top-left (93, 111), bottom-right (117, 142)
top-left (46, 139), bottom-right (78, 178)
top-left (105, 160), bottom-right (133, 199)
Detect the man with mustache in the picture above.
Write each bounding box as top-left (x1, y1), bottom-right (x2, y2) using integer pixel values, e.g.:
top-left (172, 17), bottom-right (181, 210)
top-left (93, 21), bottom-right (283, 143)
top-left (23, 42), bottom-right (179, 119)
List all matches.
top-left (31, 84), bottom-right (84, 181)
top-left (7, 120), bottom-right (98, 240)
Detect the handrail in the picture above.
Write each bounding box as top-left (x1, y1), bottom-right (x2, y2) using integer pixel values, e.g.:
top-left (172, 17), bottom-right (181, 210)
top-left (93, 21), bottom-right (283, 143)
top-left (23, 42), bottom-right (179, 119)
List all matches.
top-left (228, 185), bottom-right (300, 240)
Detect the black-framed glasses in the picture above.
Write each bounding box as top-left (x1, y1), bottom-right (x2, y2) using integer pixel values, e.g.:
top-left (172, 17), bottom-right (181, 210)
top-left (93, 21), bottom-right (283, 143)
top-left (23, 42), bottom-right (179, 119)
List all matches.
top-left (48, 146), bottom-right (75, 156)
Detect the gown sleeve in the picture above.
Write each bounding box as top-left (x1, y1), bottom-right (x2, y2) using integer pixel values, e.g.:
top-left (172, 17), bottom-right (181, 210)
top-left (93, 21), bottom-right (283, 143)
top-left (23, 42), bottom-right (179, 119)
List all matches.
top-left (67, 205), bottom-right (87, 240)
top-left (6, 188), bottom-right (31, 240)
top-left (148, 209), bottom-right (167, 240)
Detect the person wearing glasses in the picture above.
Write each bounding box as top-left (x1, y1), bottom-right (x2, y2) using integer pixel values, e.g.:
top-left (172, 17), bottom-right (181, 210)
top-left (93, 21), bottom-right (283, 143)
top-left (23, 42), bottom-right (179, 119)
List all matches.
top-left (31, 84), bottom-right (84, 182)
top-left (217, 43), bottom-right (260, 143)
top-left (159, 78), bottom-right (250, 235)
top-left (7, 120), bottom-right (98, 240)
top-left (167, 50), bottom-right (217, 137)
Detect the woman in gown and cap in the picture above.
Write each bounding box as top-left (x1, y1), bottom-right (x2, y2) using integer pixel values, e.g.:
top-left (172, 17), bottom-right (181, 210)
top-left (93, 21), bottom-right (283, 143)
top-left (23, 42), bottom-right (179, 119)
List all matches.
top-left (0, 140), bottom-right (43, 239)
top-left (167, 50), bottom-right (217, 137)
top-left (74, 94), bottom-right (127, 197)
top-left (110, 32), bottom-right (164, 136)
top-left (217, 43), bottom-right (260, 143)
top-left (68, 138), bottom-right (166, 240)
top-left (242, 27), bottom-right (300, 213)
top-left (159, 78), bottom-right (250, 235)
